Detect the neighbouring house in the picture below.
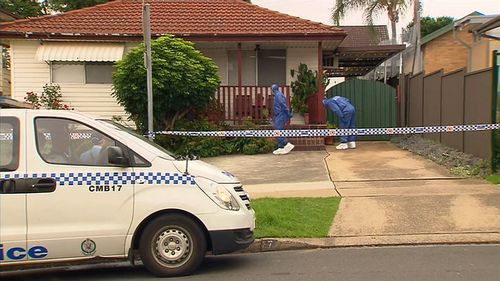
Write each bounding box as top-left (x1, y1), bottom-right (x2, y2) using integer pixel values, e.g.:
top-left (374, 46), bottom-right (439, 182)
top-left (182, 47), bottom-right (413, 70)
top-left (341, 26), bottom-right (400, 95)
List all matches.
top-left (413, 12), bottom-right (499, 75)
top-left (0, 8), bottom-right (18, 97)
top-left (0, 0), bottom-right (404, 124)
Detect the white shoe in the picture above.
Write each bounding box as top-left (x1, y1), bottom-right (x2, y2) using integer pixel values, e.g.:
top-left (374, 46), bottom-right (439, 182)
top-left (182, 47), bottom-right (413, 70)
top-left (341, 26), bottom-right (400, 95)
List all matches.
top-left (273, 148), bottom-right (286, 155)
top-left (283, 142), bottom-right (295, 153)
top-left (348, 142), bottom-right (356, 149)
top-left (336, 143), bottom-right (348, 150)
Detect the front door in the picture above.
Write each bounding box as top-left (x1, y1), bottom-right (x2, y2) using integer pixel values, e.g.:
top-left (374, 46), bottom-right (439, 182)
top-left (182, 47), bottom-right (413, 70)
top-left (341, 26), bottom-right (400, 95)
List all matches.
top-left (25, 115), bottom-right (134, 260)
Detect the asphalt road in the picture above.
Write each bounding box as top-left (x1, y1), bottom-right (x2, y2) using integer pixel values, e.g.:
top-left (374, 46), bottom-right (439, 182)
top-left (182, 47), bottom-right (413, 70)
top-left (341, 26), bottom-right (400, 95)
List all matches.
top-left (2, 244), bottom-right (500, 281)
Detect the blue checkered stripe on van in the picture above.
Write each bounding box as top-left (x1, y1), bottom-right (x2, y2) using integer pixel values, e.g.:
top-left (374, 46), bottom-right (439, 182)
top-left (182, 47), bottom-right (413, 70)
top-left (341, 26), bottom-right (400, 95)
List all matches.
top-left (0, 172), bottom-right (196, 186)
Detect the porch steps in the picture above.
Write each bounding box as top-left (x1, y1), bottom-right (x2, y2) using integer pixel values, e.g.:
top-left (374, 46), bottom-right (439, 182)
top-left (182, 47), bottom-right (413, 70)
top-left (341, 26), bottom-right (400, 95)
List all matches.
top-left (288, 124), bottom-right (327, 151)
top-left (257, 124), bottom-right (327, 151)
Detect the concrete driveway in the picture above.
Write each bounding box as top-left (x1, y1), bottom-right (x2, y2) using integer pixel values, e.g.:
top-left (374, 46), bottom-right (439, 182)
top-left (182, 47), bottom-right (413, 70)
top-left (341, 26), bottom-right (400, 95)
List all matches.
top-left (204, 150), bottom-right (338, 198)
top-left (327, 141), bottom-right (500, 246)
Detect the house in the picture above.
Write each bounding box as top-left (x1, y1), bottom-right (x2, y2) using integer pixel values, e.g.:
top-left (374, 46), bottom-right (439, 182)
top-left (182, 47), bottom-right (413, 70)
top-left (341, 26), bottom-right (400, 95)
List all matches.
top-left (417, 12), bottom-right (499, 74)
top-left (0, 8), bottom-right (18, 97)
top-left (0, 0), bottom-right (403, 124)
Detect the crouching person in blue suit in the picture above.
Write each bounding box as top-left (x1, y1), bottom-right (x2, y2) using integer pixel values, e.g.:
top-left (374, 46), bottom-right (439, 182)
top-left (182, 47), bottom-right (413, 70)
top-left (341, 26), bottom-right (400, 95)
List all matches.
top-left (323, 96), bottom-right (356, 150)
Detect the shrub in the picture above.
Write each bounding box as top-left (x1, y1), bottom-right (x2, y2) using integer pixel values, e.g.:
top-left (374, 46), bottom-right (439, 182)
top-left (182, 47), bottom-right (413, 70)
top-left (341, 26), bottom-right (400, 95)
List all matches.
top-left (112, 35), bottom-right (220, 132)
top-left (155, 118), bottom-right (275, 157)
top-left (24, 84), bottom-right (72, 110)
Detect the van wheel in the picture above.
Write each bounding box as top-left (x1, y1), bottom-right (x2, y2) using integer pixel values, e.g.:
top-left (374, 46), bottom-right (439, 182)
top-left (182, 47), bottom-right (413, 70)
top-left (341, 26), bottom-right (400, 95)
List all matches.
top-left (139, 214), bottom-right (207, 277)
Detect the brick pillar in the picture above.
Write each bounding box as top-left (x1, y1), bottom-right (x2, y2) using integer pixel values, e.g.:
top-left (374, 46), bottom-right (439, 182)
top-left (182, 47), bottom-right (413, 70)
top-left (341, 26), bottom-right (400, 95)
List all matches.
top-left (316, 42), bottom-right (326, 124)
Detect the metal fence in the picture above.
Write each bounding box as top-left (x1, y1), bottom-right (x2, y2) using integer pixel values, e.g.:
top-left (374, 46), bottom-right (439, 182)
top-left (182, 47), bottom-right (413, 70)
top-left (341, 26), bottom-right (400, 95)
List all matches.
top-left (400, 67), bottom-right (494, 161)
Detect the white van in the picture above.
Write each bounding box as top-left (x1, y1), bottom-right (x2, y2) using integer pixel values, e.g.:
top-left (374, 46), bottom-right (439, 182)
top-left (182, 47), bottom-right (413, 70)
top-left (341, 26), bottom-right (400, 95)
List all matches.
top-left (0, 109), bottom-right (255, 277)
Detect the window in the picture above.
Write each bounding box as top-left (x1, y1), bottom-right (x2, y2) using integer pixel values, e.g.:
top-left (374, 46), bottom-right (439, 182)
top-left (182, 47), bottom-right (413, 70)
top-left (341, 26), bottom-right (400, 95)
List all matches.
top-left (228, 50), bottom-right (256, 86)
top-left (0, 117), bottom-right (19, 171)
top-left (227, 49), bottom-right (286, 86)
top-left (258, 49), bottom-right (286, 86)
top-left (51, 62), bottom-right (85, 83)
top-left (35, 118), bottom-right (119, 166)
top-left (85, 63), bottom-right (115, 84)
top-left (51, 62), bottom-right (114, 84)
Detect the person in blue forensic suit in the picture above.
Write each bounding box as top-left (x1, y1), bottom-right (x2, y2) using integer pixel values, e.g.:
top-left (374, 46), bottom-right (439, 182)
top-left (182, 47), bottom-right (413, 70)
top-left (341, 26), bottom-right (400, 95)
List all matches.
top-left (323, 96), bottom-right (356, 150)
top-left (271, 84), bottom-right (294, 155)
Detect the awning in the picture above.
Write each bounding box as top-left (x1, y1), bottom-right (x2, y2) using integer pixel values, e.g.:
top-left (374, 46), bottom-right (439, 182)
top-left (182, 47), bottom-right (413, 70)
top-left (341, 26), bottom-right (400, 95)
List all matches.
top-left (36, 43), bottom-right (124, 62)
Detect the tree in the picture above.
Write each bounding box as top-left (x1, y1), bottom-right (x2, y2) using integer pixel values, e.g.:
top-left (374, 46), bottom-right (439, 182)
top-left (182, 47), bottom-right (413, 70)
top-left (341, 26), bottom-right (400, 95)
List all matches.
top-left (44, 0), bottom-right (109, 13)
top-left (112, 35), bottom-right (221, 132)
top-left (0, 0), bottom-right (110, 18)
top-left (405, 16), bottom-right (454, 37)
top-left (0, 0), bottom-right (44, 18)
top-left (332, 0), bottom-right (412, 43)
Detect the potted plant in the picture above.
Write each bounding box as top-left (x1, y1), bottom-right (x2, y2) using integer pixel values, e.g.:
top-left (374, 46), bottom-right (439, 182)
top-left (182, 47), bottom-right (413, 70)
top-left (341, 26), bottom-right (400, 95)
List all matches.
top-left (290, 63), bottom-right (319, 124)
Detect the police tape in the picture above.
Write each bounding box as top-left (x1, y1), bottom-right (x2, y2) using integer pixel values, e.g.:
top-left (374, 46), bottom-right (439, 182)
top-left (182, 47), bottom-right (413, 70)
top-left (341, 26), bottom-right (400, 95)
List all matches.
top-left (148, 123), bottom-right (500, 139)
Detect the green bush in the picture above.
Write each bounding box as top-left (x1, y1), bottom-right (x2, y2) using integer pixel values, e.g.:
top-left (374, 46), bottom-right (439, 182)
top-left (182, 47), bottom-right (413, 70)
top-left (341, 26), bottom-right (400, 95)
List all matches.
top-left (155, 118), bottom-right (275, 157)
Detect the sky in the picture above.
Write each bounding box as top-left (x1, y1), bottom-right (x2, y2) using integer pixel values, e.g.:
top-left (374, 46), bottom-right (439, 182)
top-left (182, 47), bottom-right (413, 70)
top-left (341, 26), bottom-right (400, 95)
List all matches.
top-left (252, 0), bottom-right (500, 37)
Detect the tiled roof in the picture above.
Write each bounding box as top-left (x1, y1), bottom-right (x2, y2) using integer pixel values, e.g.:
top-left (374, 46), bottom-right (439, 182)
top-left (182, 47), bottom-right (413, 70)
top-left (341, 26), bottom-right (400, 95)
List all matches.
top-left (339, 25), bottom-right (389, 48)
top-left (0, 0), bottom-right (344, 40)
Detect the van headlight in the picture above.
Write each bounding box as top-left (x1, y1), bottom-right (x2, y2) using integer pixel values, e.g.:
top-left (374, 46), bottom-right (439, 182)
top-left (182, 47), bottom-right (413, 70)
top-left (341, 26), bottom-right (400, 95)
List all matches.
top-left (195, 178), bottom-right (240, 211)
top-left (213, 186), bottom-right (240, 211)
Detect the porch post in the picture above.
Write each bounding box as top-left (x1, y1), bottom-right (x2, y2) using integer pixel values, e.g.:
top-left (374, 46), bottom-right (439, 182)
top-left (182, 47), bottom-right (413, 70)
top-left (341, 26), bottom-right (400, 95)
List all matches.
top-left (317, 41), bottom-right (326, 123)
top-left (237, 43), bottom-right (243, 87)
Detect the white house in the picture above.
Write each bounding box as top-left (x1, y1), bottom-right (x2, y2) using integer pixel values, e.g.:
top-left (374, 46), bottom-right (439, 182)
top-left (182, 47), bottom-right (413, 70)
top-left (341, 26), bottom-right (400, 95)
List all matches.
top-left (0, 0), bottom-right (403, 123)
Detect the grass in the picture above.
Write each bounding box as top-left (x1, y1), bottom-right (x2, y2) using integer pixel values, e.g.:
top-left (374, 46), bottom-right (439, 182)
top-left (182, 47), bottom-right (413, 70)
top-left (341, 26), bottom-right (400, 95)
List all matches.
top-left (486, 174), bottom-right (500, 184)
top-left (251, 197), bottom-right (341, 238)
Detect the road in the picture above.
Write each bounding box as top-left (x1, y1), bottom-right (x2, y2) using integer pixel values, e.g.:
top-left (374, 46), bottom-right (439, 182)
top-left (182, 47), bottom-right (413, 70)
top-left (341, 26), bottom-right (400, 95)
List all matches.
top-left (1, 245), bottom-right (500, 281)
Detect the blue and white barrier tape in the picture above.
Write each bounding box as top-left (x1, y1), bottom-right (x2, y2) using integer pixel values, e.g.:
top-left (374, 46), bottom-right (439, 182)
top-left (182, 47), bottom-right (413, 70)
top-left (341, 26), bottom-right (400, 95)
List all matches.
top-left (151, 124), bottom-right (500, 138)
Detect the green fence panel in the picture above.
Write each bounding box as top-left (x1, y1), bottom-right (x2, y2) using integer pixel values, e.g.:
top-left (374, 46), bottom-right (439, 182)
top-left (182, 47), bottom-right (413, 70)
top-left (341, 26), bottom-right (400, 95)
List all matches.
top-left (326, 79), bottom-right (397, 141)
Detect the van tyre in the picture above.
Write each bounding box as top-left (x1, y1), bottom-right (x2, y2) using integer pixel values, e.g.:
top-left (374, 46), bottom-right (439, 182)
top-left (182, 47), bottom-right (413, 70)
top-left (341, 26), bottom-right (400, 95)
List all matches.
top-left (139, 214), bottom-right (207, 277)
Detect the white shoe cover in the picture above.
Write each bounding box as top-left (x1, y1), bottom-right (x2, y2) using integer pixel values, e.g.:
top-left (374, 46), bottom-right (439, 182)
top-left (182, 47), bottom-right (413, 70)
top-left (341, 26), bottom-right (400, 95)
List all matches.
top-left (336, 143), bottom-right (348, 150)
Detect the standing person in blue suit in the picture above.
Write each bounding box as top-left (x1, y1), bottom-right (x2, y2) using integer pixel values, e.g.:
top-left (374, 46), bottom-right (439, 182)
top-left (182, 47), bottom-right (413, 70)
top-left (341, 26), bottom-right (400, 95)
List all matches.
top-left (271, 84), bottom-right (294, 155)
top-left (323, 96), bottom-right (356, 150)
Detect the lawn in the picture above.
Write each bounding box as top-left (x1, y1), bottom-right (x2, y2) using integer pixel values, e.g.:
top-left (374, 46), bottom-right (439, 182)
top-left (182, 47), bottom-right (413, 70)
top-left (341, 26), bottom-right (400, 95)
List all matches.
top-left (486, 174), bottom-right (500, 184)
top-left (251, 197), bottom-right (341, 238)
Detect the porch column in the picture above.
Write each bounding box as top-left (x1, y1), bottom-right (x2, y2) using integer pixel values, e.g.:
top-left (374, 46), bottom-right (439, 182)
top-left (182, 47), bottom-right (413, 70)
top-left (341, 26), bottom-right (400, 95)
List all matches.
top-left (317, 41), bottom-right (326, 123)
top-left (237, 43), bottom-right (242, 87)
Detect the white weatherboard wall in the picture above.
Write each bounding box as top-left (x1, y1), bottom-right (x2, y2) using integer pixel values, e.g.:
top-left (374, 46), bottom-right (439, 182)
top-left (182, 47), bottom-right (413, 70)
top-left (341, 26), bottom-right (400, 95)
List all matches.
top-left (199, 49), bottom-right (228, 86)
top-left (287, 48), bottom-right (318, 85)
top-left (10, 40), bottom-right (128, 120)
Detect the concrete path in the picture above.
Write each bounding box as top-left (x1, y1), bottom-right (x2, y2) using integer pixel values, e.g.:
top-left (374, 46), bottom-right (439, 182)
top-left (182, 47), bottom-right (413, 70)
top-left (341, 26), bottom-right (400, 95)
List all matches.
top-left (327, 141), bottom-right (500, 246)
top-left (204, 151), bottom-right (338, 198)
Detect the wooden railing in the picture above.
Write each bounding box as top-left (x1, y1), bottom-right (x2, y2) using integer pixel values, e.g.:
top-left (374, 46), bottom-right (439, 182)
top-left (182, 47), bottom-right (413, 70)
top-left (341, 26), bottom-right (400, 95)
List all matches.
top-left (215, 86), bottom-right (291, 123)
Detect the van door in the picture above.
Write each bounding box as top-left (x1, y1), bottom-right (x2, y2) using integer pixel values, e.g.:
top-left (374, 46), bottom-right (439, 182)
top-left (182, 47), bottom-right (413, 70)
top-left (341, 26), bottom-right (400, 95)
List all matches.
top-left (25, 115), bottom-right (134, 260)
top-left (0, 113), bottom-right (27, 264)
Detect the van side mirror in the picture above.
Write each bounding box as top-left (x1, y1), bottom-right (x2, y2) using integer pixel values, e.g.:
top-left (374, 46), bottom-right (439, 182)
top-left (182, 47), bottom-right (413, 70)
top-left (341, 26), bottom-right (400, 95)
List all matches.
top-left (107, 146), bottom-right (129, 166)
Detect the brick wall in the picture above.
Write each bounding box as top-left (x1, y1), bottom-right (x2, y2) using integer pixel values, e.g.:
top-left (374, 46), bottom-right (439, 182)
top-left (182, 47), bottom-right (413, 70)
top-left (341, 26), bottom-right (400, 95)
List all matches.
top-left (423, 27), bottom-right (474, 74)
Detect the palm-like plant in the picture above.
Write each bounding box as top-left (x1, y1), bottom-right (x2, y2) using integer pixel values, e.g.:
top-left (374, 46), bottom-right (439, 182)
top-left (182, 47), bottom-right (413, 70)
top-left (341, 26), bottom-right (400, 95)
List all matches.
top-left (332, 0), bottom-right (412, 43)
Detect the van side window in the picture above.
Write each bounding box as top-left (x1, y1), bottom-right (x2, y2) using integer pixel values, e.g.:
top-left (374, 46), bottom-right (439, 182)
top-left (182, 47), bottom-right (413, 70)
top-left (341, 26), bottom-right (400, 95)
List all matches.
top-left (0, 117), bottom-right (20, 171)
top-left (35, 118), bottom-right (119, 166)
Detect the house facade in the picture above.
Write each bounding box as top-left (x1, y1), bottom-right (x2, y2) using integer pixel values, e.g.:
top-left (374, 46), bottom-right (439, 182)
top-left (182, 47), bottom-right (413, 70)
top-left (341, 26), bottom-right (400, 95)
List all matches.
top-left (0, 0), bottom-right (402, 123)
top-left (420, 12), bottom-right (500, 74)
top-left (0, 9), bottom-right (18, 97)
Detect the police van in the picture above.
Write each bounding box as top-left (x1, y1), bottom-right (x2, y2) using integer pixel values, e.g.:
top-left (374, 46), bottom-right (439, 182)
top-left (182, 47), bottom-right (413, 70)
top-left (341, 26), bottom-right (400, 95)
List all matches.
top-left (0, 109), bottom-right (255, 277)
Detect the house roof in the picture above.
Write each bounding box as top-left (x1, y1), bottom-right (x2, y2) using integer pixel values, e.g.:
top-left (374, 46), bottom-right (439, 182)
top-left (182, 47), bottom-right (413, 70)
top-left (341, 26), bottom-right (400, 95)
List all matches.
top-left (472, 15), bottom-right (500, 40)
top-left (0, 0), bottom-right (345, 42)
top-left (339, 25), bottom-right (389, 48)
top-left (421, 11), bottom-right (483, 45)
top-left (323, 25), bottom-right (405, 77)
